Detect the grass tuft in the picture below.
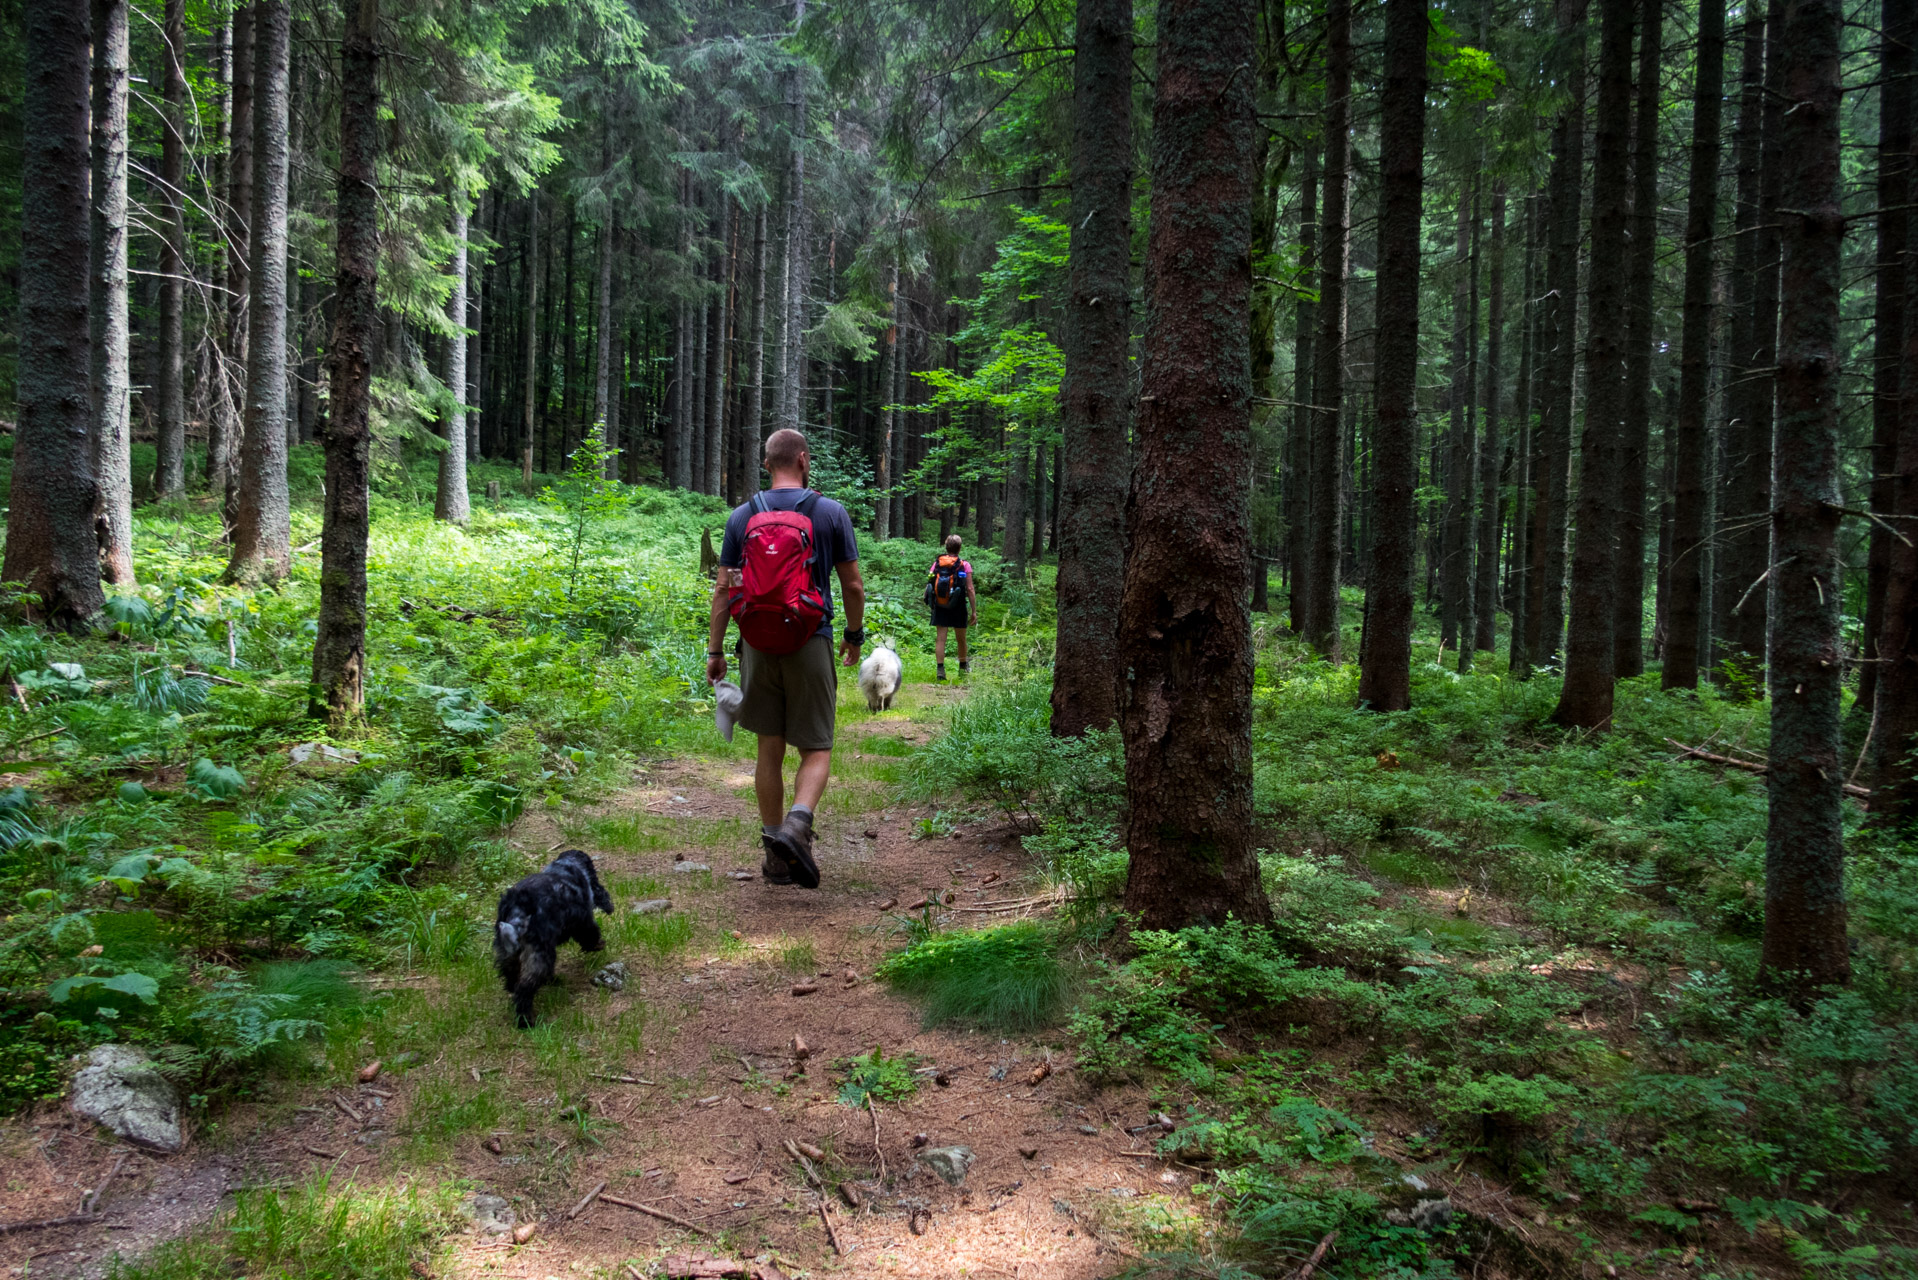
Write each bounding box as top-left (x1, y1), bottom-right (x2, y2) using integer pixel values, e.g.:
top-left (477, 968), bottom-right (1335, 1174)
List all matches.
top-left (876, 920), bottom-right (1067, 1030)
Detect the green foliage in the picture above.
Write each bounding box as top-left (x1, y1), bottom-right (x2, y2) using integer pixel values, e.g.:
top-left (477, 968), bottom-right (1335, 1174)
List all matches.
top-left (835, 1046), bottom-right (921, 1107)
top-left (106, 1174), bottom-right (458, 1280)
top-left (539, 426), bottom-right (631, 601)
top-left (875, 921), bottom-right (1068, 1030)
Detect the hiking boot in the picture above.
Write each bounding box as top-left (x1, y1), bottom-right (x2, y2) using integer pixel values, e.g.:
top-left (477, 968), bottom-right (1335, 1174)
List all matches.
top-left (760, 834), bottom-right (795, 885)
top-left (767, 810), bottom-right (820, 889)
top-left (958, 660), bottom-right (970, 675)
top-left (936, 664), bottom-right (947, 682)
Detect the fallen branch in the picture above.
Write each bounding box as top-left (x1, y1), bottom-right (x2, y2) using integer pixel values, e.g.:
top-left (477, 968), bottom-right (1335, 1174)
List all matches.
top-left (180, 669), bottom-right (245, 688)
top-left (1294, 1230), bottom-right (1338, 1280)
top-left (816, 1197), bottom-right (842, 1255)
top-left (599, 1193), bottom-right (711, 1236)
top-left (1668, 739), bottom-right (1871, 799)
top-left (569, 1180), bottom-right (607, 1220)
top-left (0, 1213), bottom-right (103, 1235)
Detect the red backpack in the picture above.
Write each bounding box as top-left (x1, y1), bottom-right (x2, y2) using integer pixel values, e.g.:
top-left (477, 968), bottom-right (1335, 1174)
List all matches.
top-left (729, 491), bottom-right (827, 655)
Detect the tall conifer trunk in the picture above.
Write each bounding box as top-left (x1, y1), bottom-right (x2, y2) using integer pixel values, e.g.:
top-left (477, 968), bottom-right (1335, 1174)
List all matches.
top-left (522, 195), bottom-right (538, 490)
top-left (749, 206), bottom-right (768, 467)
top-left (211, 3), bottom-right (254, 513)
top-left (1511, 193), bottom-right (1542, 675)
top-left (1356, 0), bottom-right (1428, 713)
top-left (875, 265), bottom-right (897, 539)
top-left (6, 0), bottom-right (105, 629)
top-left (782, 0), bottom-right (810, 434)
top-left (1441, 195), bottom-right (1473, 655)
top-left (1615, 0), bottom-right (1661, 677)
top-left (1534, 0), bottom-right (1587, 671)
top-left (705, 199), bottom-right (729, 496)
top-left (1305, 0), bottom-right (1351, 660)
top-left (1861, 0), bottom-right (1913, 721)
top-left (436, 189), bottom-right (473, 523)
top-left (312, 0), bottom-right (379, 725)
top-left (1117, 0), bottom-right (1272, 930)
top-left (1475, 185), bottom-right (1506, 653)
top-left (1287, 146), bottom-right (1318, 636)
top-left (1554, 0), bottom-right (1633, 728)
top-left (1761, 0), bottom-right (1848, 992)
top-left (1053, 0), bottom-right (1135, 736)
top-left (1663, 0), bottom-right (1726, 689)
top-left (227, 0), bottom-right (292, 583)
top-left (155, 0), bottom-right (188, 498)
top-left (89, 0), bottom-right (135, 585)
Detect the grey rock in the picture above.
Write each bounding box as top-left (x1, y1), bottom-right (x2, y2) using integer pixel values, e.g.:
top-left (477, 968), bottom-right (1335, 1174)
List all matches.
top-left (1401, 1174), bottom-right (1430, 1193)
top-left (672, 862), bottom-right (711, 874)
top-left (68, 1045), bottom-right (182, 1152)
top-left (1076, 1125), bottom-right (1099, 1136)
top-left (593, 962), bottom-right (627, 991)
top-left (630, 898), bottom-right (674, 915)
top-left (915, 1145), bottom-right (974, 1187)
top-left (458, 1192), bottom-right (517, 1235)
top-left (1385, 1197), bottom-right (1455, 1233)
top-left (389, 1051), bottom-right (421, 1068)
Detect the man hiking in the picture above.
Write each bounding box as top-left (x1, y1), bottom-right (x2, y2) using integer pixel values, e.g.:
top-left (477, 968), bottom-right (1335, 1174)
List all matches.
top-left (706, 428), bottom-right (865, 888)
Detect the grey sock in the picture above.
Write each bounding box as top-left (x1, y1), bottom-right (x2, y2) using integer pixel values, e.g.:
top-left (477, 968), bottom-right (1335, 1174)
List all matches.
top-left (788, 804), bottom-right (813, 823)
top-left (762, 825), bottom-right (779, 840)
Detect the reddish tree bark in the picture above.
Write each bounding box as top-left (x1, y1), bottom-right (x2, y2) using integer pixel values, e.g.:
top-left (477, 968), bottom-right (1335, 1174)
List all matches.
top-left (1117, 0), bottom-right (1272, 931)
top-left (1761, 0), bottom-right (1848, 993)
top-left (1356, 0), bottom-right (1429, 713)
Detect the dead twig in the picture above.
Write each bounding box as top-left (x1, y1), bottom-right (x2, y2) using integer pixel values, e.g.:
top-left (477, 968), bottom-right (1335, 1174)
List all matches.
top-left (867, 1096), bottom-right (887, 1182)
top-left (816, 1197), bottom-right (842, 1255)
top-left (0, 1213), bottom-right (103, 1235)
top-left (85, 1151), bottom-right (129, 1215)
top-left (569, 1180), bottom-right (607, 1220)
top-left (599, 1193), bottom-right (712, 1236)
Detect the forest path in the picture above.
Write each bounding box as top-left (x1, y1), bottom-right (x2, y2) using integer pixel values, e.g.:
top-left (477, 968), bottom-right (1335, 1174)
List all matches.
top-left (11, 671), bottom-right (1185, 1280)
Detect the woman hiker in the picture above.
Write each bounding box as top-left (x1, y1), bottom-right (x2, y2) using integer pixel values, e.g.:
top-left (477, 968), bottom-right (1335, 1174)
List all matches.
top-left (926, 534), bottom-right (977, 681)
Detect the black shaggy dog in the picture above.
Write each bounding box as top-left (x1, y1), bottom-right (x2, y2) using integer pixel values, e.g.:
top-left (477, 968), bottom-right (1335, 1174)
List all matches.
top-left (493, 849), bottom-right (615, 1027)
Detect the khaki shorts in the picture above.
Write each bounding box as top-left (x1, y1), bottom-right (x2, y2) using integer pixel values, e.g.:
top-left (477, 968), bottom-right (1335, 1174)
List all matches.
top-left (738, 635), bottom-right (838, 750)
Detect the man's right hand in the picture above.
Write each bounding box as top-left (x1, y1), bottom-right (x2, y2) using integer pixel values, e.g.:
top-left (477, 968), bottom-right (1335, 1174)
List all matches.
top-left (706, 653), bottom-right (728, 684)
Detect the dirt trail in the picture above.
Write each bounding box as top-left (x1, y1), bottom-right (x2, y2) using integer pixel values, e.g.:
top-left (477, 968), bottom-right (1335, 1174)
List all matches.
top-left (3, 680), bottom-right (1189, 1279)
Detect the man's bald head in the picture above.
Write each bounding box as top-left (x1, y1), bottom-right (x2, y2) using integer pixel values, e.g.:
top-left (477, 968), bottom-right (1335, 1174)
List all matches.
top-left (764, 428), bottom-right (809, 479)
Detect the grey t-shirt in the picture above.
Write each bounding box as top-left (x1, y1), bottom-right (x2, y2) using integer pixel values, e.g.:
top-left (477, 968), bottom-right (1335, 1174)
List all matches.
top-left (718, 488), bottom-right (859, 640)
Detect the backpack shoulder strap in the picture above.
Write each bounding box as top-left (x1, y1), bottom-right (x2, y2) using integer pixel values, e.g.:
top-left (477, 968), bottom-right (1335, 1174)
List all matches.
top-left (749, 491), bottom-right (768, 516)
top-left (795, 490), bottom-right (822, 518)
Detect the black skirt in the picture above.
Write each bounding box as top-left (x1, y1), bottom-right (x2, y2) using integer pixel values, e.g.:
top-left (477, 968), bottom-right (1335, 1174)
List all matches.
top-left (930, 601), bottom-right (970, 629)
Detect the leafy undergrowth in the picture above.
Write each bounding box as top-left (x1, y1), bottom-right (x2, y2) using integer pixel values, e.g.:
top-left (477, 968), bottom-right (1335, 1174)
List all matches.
top-left (0, 443), bottom-right (1014, 1121)
top-left (892, 618), bottom-right (1918, 1279)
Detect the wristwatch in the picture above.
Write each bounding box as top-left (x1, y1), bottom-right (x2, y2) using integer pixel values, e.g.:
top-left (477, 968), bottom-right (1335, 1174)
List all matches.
top-left (844, 627), bottom-right (866, 646)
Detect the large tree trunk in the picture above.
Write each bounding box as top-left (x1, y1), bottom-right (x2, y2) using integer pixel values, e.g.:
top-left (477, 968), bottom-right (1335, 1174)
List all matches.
top-left (1718, 1), bottom-right (1782, 691)
top-left (436, 189), bottom-right (473, 522)
top-left (154, 0), bottom-right (188, 498)
top-left (598, 220), bottom-right (618, 480)
top-left (89, 0), bottom-right (135, 586)
top-left (1118, 0), bottom-right (1272, 931)
top-left (1533, 0), bottom-right (1587, 672)
top-left (875, 266), bottom-right (897, 539)
top-left (1053, 0), bottom-right (1135, 737)
top-left (1510, 193), bottom-right (1542, 675)
top-left (521, 195), bottom-right (538, 490)
top-left (1440, 194), bottom-right (1472, 655)
top-left (1872, 337), bottom-right (1918, 822)
top-left (748, 205), bottom-right (768, 469)
top-left (1475, 184), bottom-right (1506, 653)
top-left (781, 0), bottom-right (810, 435)
top-left (211, 3), bottom-right (254, 512)
top-left (1663, 0), bottom-right (1726, 690)
top-left (1761, 0), bottom-right (1848, 993)
top-left (705, 199), bottom-right (729, 496)
top-left (1286, 146), bottom-right (1318, 636)
top-left (1861, 0), bottom-right (1913, 723)
top-left (312, 0), bottom-right (378, 725)
top-left (6, 0), bottom-right (105, 629)
top-left (1355, 0), bottom-right (1428, 713)
top-left (1552, 0), bottom-right (1633, 728)
top-left (1304, 0), bottom-right (1351, 661)
top-left (227, 0), bottom-right (292, 584)
top-left (1614, 0), bottom-right (1661, 677)
top-left (891, 313), bottom-right (908, 538)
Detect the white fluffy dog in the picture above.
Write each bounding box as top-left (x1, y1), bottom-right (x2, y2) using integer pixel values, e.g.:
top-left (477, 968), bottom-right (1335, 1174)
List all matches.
top-left (858, 644), bottom-right (902, 712)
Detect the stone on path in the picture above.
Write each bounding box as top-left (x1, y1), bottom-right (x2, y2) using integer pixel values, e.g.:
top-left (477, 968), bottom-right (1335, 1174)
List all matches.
top-left (458, 1191), bottom-right (517, 1235)
top-left (593, 961), bottom-right (628, 991)
top-left (915, 1145), bottom-right (974, 1187)
top-left (630, 899), bottom-right (673, 915)
top-left (69, 1045), bottom-right (183, 1152)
